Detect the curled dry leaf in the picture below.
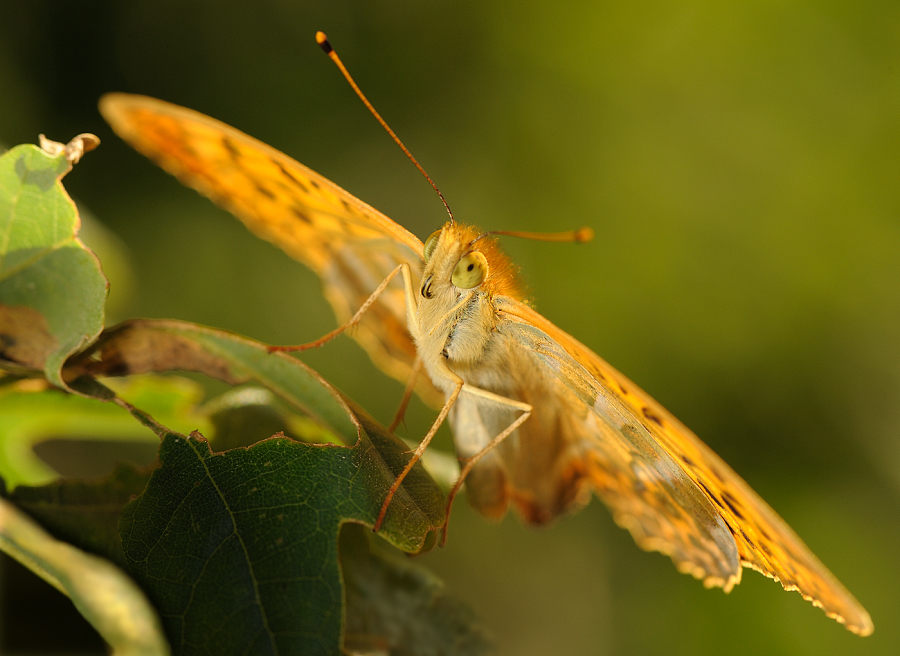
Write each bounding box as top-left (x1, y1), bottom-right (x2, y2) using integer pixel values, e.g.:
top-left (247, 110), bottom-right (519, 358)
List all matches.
top-left (38, 133), bottom-right (100, 164)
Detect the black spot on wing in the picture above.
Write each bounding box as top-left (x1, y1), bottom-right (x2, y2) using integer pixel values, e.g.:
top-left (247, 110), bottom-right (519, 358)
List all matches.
top-left (697, 479), bottom-right (726, 510)
top-left (641, 406), bottom-right (664, 427)
top-left (720, 491), bottom-right (746, 521)
top-left (291, 206), bottom-right (313, 224)
top-left (254, 183), bottom-right (276, 200)
top-left (271, 157), bottom-right (310, 194)
top-left (221, 135), bottom-right (242, 162)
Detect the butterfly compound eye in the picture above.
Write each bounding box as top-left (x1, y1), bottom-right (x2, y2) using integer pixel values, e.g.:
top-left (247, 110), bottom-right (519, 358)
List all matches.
top-left (423, 230), bottom-right (442, 262)
top-left (451, 252), bottom-right (488, 289)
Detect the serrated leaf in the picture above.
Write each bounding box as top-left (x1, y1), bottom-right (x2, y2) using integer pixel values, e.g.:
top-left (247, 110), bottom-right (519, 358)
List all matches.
top-left (0, 495), bottom-right (169, 655)
top-left (119, 425), bottom-right (439, 656)
top-left (62, 321), bottom-right (447, 654)
top-left (0, 139), bottom-right (107, 388)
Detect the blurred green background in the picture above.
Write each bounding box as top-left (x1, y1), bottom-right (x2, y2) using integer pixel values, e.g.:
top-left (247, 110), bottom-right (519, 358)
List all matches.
top-left (1, 1), bottom-right (898, 654)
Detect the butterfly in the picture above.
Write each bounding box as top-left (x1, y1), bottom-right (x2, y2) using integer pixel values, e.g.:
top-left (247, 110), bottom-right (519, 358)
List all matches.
top-left (99, 59), bottom-right (872, 635)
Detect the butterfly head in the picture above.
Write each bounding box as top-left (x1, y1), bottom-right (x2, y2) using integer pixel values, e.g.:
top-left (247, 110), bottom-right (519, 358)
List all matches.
top-left (419, 222), bottom-right (522, 302)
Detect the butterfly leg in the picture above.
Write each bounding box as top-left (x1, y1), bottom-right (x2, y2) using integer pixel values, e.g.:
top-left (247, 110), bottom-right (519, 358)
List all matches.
top-left (268, 263), bottom-right (406, 353)
top-left (374, 374), bottom-right (463, 532)
top-left (439, 387), bottom-right (532, 546)
top-left (388, 353), bottom-right (423, 433)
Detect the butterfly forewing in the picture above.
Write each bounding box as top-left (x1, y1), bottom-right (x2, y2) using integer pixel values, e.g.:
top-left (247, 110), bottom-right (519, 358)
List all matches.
top-left (100, 93), bottom-right (441, 406)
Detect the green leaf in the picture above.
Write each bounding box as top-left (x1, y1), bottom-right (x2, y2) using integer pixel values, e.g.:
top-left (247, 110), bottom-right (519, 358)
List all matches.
top-left (5, 383), bottom-right (331, 569)
top-left (10, 462), bottom-right (155, 568)
top-left (0, 376), bottom-right (207, 489)
top-left (69, 319), bottom-right (446, 539)
top-left (0, 495), bottom-right (170, 655)
top-left (62, 320), bottom-right (447, 654)
top-left (119, 425), bottom-right (438, 655)
top-left (203, 386), bottom-right (340, 450)
top-left (0, 138), bottom-right (107, 388)
top-left (340, 524), bottom-right (493, 656)
top-left (71, 319), bottom-right (358, 442)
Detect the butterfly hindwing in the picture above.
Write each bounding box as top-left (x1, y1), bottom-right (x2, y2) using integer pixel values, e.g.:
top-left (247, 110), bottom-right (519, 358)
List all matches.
top-left (499, 297), bottom-right (873, 635)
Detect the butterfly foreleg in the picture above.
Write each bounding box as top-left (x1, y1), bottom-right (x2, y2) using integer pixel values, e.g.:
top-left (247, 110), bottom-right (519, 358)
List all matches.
top-left (440, 387), bottom-right (532, 545)
top-left (388, 286), bottom-right (474, 431)
top-left (374, 370), bottom-right (464, 532)
top-left (268, 262), bottom-right (407, 353)
top-left (385, 261), bottom-right (427, 432)
top-left (388, 353), bottom-right (423, 433)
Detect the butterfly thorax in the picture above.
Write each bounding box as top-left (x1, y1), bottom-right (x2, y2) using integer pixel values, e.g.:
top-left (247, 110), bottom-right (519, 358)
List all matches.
top-left (411, 223), bottom-right (590, 523)
top-left (412, 223), bottom-right (522, 389)
top-left (414, 241), bottom-right (589, 522)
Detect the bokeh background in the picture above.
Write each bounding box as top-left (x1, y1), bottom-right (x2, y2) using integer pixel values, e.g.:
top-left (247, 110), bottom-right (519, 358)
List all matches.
top-left (1, 1), bottom-right (898, 655)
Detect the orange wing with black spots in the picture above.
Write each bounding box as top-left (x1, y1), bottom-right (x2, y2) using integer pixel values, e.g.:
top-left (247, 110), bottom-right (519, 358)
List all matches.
top-left (500, 297), bottom-right (873, 636)
top-left (100, 93), bottom-right (440, 406)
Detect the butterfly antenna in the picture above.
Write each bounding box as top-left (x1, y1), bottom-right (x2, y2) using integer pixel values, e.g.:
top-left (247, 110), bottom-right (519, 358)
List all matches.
top-left (316, 31), bottom-right (454, 224)
top-left (468, 226), bottom-right (595, 248)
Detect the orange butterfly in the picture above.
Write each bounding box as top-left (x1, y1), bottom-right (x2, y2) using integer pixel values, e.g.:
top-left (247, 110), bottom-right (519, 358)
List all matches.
top-left (99, 45), bottom-right (872, 635)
